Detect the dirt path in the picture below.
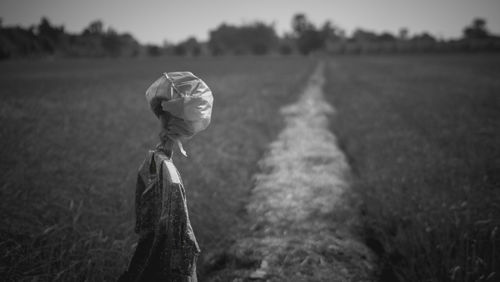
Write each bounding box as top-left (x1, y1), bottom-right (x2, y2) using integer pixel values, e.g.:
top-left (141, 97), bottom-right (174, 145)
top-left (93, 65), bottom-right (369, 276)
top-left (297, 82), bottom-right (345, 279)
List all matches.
top-left (209, 63), bottom-right (375, 281)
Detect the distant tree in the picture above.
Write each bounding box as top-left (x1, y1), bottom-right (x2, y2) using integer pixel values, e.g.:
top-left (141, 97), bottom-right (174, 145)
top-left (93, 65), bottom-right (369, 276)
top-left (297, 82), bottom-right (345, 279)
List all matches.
top-left (351, 28), bottom-right (378, 43)
top-left (409, 32), bottom-right (437, 52)
top-left (0, 17), bottom-right (139, 59)
top-left (159, 40), bottom-right (174, 55)
top-left (278, 33), bottom-right (295, 55)
top-left (38, 17), bottom-right (63, 38)
top-left (208, 22), bottom-right (278, 55)
top-left (83, 20), bottom-right (104, 36)
top-left (77, 20), bottom-right (140, 57)
top-left (37, 17), bottom-right (65, 53)
top-left (173, 44), bottom-right (187, 56)
top-left (378, 32), bottom-right (396, 42)
top-left (398, 28), bottom-right (409, 40)
top-left (411, 32), bottom-right (437, 43)
top-left (101, 28), bottom-right (122, 56)
top-left (320, 21), bottom-right (342, 42)
top-left (78, 20), bottom-right (105, 56)
top-left (248, 23), bottom-right (278, 54)
top-left (208, 24), bottom-right (235, 54)
top-left (146, 44), bottom-right (162, 56)
top-left (192, 44), bottom-right (201, 56)
top-left (209, 44), bottom-right (224, 56)
top-left (118, 32), bottom-right (140, 57)
top-left (292, 14), bottom-right (312, 34)
top-left (463, 18), bottom-right (490, 39)
top-left (291, 14), bottom-right (324, 55)
top-left (186, 37), bottom-right (201, 56)
top-left (175, 37), bottom-right (201, 56)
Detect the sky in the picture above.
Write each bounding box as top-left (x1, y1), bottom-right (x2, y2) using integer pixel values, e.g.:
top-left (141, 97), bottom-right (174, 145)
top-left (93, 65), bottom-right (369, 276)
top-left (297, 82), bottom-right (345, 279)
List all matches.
top-left (1, 0), bottom-right (500, 44)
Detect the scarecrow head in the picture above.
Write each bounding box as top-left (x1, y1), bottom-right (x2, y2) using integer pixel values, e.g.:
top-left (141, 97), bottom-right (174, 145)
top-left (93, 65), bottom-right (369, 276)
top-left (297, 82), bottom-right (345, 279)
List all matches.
top-left (145, 72), bottom-right (213, 156)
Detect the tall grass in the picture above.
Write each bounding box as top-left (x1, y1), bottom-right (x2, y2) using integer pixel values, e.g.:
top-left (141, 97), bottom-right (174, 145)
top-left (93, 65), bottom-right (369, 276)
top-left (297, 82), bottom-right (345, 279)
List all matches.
top-left (0, 56), bottom-right (315, 281)
top-left (324, 54), bottom-right (500, 281)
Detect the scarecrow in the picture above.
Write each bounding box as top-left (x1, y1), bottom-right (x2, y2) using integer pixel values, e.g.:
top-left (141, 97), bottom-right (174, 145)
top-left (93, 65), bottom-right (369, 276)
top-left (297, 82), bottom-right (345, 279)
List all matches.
top-left (119, 72), bottom-right (213, 282)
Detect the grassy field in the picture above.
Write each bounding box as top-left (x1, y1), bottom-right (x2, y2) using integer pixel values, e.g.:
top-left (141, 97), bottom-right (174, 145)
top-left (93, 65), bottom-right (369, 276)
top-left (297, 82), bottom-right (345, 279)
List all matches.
top-left (0, 56), bottom-right (315, 281)
top-left (324, 54), bottom-right (500, 281)
top-left (1, 54), bottom-right (499, 282)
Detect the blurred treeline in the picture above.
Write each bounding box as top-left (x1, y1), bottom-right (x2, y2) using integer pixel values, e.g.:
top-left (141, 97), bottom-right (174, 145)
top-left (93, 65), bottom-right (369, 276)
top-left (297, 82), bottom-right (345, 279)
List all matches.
top-left (1, 14), bottom-right (499, 60)
top-left (0, 18), bottom-right (141, 59)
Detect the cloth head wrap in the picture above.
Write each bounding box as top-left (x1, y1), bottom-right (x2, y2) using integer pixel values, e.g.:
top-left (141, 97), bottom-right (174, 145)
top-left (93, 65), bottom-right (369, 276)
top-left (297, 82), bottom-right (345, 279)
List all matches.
top-left (145, 72), bottom-right (213, 156)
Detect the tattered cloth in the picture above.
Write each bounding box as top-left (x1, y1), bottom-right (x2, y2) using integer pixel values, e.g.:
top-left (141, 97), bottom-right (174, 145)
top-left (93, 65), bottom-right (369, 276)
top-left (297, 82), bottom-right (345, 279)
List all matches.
top-left (119, 148), bottom-right (200, 282)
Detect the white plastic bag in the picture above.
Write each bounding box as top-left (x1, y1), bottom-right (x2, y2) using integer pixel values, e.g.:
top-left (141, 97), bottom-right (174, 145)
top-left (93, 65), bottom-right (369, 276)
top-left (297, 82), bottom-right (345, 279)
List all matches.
top-left (145, 72), bottom-right (213, 156)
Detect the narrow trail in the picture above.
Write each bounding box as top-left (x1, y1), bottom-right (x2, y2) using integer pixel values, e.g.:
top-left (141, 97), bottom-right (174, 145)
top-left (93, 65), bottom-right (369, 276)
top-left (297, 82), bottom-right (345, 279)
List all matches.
top-left (210, 62), bottom-right (375, 281)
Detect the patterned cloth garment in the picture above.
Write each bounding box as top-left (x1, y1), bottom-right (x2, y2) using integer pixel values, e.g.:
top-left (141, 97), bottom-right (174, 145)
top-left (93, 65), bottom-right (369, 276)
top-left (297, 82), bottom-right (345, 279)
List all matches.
top-left (119, 146), bottom-right (200, 282)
